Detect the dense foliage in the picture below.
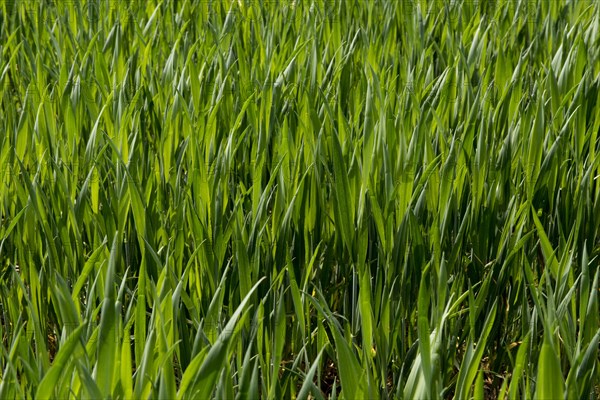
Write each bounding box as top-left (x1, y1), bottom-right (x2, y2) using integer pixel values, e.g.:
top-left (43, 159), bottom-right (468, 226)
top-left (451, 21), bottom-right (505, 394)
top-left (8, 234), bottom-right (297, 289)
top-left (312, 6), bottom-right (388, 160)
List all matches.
top-left (1, 0), bottom-right (599, 398)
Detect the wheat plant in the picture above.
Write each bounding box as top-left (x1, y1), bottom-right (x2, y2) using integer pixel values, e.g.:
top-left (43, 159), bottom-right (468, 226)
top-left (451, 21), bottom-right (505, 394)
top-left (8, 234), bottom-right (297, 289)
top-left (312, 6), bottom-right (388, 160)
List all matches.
top-left (0, 0), bottom-right (599, 398)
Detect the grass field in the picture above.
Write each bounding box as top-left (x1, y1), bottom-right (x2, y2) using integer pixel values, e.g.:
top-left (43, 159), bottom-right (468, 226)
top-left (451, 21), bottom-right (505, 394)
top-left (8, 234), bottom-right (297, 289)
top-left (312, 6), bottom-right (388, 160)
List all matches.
top-left (1, 0), bottom-right (600, 398)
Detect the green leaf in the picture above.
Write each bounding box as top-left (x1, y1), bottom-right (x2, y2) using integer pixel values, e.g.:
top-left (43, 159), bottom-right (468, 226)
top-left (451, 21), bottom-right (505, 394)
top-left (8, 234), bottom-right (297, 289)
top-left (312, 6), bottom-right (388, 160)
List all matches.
top-left (297, 347), bottom-right (326, 400)
top-left (531, 205), bottom-right (559, 278)
top-left (178, 278), bottom-right (265, 399)
top-left (95, 231), bottom-right (120, 396)
top-left (36, 325), bottom-right (85, 400)
top-left (535, 333), bottom-right (565, 400)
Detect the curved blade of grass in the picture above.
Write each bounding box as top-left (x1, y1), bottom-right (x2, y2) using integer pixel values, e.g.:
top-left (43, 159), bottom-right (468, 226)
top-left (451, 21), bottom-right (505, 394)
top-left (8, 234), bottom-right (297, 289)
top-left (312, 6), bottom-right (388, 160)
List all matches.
top-left (178, 277), bottom-right (265, 399)
top-left (35, 324), bottom-right (85, 400)
top-left (297, 346), bottom-right (326, 400)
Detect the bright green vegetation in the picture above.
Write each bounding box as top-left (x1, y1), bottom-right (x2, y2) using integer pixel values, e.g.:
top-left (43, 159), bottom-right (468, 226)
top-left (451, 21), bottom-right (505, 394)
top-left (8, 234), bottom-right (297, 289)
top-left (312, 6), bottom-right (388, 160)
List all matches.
top-left (1, 0), bottom-right (600, 398)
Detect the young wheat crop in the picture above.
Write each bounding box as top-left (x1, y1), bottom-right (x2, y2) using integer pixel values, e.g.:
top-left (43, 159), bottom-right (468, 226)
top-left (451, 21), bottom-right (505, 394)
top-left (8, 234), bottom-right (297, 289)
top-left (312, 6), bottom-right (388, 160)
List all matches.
top-left (0, 0), bottom-right (599, 398)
